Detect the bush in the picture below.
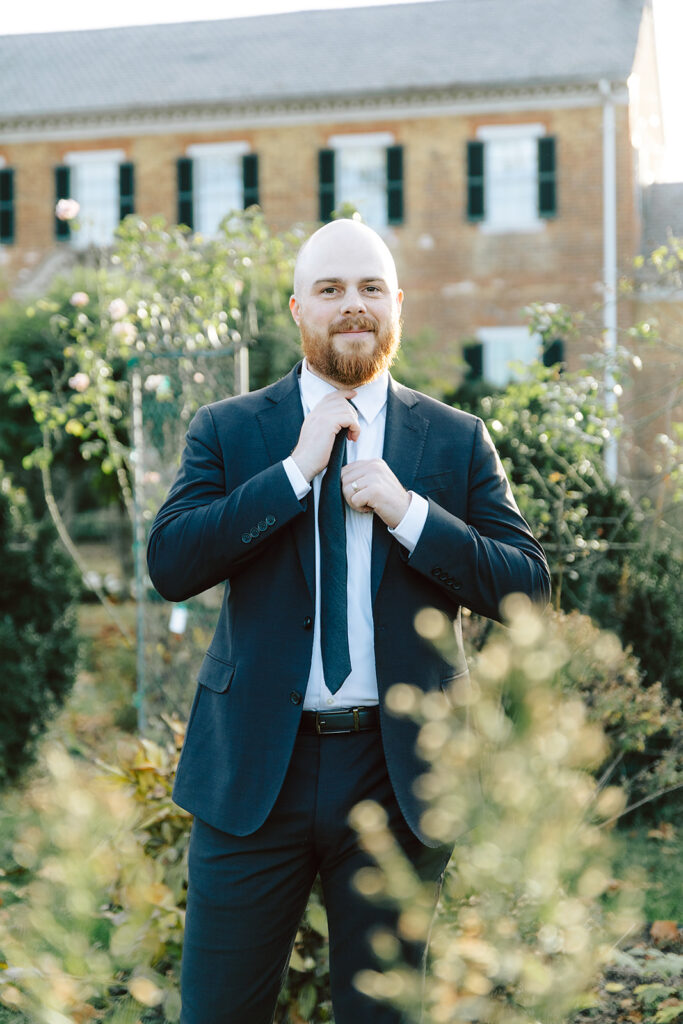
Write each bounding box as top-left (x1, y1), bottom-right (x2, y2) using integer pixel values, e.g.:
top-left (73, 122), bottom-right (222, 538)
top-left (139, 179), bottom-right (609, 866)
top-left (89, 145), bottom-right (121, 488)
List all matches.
top-left (0, 465), bottom-right (79, 787)
top-left (450, 359), bottom-right (682, 704)
top-left (350, 597), bottom-right (642, 1024)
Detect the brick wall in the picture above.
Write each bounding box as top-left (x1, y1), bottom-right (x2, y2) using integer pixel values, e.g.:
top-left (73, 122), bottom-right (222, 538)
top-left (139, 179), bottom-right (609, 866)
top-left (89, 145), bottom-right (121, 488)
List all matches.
top-left (0, 103), bottom-right (641, 358)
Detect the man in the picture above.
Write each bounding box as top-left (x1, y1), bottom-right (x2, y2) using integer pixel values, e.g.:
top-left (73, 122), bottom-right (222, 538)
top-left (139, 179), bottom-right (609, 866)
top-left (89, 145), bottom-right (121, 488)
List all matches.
top-left (147, 218), bottom-right (550, 1024)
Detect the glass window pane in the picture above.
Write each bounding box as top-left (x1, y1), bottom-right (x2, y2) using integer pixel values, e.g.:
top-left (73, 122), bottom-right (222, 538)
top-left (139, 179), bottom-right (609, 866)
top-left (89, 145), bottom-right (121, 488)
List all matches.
top-left (480, 327), bottom-right (539, 387)
top-left (195, 154), bottom-right (242, 235)
top-left (337, 146), bottom-right (387, 229)
top-left (486, 137), bottom-right (538, 229)
top-left (72, 160), bottom-right (119, 247)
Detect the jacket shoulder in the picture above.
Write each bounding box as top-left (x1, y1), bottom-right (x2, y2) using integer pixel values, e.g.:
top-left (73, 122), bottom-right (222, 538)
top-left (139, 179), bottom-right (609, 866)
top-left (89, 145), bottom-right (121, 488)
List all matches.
top-left (394, 379), bottom-right (482, 434)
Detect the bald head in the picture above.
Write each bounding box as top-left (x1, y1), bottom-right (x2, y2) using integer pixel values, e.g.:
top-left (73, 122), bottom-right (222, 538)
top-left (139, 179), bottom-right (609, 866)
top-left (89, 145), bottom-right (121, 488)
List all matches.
top-left (292, 219), bottom-right (400, 300)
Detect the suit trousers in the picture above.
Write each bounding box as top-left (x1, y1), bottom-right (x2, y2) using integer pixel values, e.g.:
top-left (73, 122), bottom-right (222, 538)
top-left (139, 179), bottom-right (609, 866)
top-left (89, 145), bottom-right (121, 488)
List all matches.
top-left (180, 726), bottom-right (451, 1024)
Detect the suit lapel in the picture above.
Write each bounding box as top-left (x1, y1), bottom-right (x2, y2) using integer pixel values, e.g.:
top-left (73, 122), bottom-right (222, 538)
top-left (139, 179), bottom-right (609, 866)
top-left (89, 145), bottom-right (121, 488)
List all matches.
top-left (257, 364), bottom-right (316, 601)
top-left (371, 378), bottom-right (429, 604)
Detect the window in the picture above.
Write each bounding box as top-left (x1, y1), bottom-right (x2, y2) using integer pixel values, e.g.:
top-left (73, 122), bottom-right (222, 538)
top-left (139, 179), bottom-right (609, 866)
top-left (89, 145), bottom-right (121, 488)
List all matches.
top-left (467, 125), bottom-right (557, 232)
top-left (177, 142), bottom-right (259, 234)
top-left (0, 166), bottom-right (14, 244)
top-left (319, 133), bottom-right (404, 229)
top-left (55, 151), bottom-right (134, 246)
top-left (465, 327), bottom-right (541, 388)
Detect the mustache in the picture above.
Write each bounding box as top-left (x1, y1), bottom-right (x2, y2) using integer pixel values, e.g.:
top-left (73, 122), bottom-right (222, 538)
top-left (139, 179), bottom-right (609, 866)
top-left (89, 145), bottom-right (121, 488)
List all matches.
top-left (329, 316), bottom-right (377, 336)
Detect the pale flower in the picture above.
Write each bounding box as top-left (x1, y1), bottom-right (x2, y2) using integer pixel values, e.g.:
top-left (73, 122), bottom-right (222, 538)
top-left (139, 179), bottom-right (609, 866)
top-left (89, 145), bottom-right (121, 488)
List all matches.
top-left (108, 298), bottom-right (128, 320)
top-left (69, 291), bottom-right (89, 308)
top-left (55, 198), bottom-right (80, 221)
top-left (112, 321), bottom-right (137, 345)
top-left (68, 372), bottom-right (90, 393)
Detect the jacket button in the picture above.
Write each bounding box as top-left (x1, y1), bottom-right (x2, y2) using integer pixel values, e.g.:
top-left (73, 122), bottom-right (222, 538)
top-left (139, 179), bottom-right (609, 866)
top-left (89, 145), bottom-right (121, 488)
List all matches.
top-left (303, 616), bottom-right (313, 630)
top-left (431, 566), bottom-right (441, 576)
top-left (266, 514), bottom-right (276, 526)
top-left (250, 526), bottom-right (260, 539)
top-left (241, 533), bottom-right (252, 544)
top-left (289, 690), bottom-right (302, 705)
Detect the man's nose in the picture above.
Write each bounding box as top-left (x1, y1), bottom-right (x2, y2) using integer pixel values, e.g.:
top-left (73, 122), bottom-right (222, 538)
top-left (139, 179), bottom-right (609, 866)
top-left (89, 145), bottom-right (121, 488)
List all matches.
top-left (341, 288), bottom-right (367, 315)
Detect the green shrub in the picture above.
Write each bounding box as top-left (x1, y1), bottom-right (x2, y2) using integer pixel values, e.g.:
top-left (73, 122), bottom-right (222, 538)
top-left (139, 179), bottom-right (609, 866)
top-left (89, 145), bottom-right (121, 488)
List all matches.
top-left (350, 597), bottom-right (642, 1024)
top-left (0, 465), bottom-right (79, 788)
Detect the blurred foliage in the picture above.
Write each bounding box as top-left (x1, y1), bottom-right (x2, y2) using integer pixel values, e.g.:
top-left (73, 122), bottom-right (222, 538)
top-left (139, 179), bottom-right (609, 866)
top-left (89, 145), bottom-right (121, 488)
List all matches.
top-left (4, 606), bottom-right (679, 1023)
top-left (0, 732), bottom-right (189, 1023)
top-left (349, 596), bottom-right (643, 1024)
top-left (5, 210), bottom-right (301, 590)
top-left (447, 304), bottom-right (682, 704)
top-left (0, 464), bottom-right (79, 789)
top-left (551, 611), bottom-right (683, 809)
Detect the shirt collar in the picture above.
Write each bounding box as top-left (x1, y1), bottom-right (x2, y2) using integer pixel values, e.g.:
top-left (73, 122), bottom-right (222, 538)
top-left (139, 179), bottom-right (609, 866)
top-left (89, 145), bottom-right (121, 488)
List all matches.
top-left (300, 359), bottom-right (388, 425)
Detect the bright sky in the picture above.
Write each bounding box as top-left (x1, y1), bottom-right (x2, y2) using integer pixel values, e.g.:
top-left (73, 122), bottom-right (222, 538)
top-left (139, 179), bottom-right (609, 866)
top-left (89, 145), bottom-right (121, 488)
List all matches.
top-left (2, 0), bottom-right (681, 182)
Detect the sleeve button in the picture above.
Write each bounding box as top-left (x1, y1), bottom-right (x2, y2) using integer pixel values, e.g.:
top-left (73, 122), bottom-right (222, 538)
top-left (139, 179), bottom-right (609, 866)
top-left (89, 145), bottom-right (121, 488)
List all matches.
top-left (250, 526), bottom-right (260, 539)
top-left (266, 514), bottom-right (276, 526)
top-left (258, 520), bottom-right (267, 532)
top-left (241, 533), bottom-right (252, 544)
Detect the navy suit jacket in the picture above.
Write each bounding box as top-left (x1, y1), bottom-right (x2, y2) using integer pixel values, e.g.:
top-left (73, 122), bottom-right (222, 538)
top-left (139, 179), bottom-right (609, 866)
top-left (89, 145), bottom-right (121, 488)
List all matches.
top-left (147, 363), bottom-right (550, 846)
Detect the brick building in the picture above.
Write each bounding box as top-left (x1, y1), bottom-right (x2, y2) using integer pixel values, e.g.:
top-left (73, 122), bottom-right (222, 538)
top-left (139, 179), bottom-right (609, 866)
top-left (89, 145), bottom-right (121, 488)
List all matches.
top-left (0, 0), bottom-right (677, 431)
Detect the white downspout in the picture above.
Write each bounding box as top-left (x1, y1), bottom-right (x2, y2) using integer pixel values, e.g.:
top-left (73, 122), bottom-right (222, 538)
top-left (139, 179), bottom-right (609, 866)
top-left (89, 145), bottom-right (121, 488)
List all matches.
top-left (600, 78), bottom-right (619, 482)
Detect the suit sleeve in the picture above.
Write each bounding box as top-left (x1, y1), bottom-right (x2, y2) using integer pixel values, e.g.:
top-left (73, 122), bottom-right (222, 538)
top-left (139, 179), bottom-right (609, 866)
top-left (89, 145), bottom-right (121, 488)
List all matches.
top-left (406, 418), bottom-right (551, 620)
top-left (147, 405), bottom-right (306, 602)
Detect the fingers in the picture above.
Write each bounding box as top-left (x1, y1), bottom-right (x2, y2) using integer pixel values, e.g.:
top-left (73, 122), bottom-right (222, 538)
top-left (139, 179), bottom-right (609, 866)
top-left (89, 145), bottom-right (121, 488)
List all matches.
top-left (341, 459), bottom-right (411, 528)
top-left (290, 390), bottom-right (359, 482)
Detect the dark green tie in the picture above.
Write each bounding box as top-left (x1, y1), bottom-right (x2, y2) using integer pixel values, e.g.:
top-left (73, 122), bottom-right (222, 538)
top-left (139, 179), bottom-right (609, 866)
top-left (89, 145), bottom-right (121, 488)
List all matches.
top-left (319, 427), bottom-right (352, 694)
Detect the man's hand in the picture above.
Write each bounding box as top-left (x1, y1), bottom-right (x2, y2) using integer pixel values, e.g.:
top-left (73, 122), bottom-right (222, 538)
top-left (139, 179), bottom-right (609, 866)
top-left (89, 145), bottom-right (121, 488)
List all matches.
top-left (341, 459), bottom-right (411, 529)
top-left (290, 390), bottom-right (359, 483)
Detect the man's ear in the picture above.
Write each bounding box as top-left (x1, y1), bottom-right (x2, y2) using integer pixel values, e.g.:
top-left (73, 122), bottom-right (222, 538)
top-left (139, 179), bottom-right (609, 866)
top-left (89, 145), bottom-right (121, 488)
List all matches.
top-left (289, 295), bottom-right (300, 325)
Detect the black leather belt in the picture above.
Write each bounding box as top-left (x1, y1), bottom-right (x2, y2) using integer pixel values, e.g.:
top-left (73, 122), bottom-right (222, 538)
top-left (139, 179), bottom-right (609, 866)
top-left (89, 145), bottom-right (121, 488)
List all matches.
top-left (299, 706), bottom-right (380, 735)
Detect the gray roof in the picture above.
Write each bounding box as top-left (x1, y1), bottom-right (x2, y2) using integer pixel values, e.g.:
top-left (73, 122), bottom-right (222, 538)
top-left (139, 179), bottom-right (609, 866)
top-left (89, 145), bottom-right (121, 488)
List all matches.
top-left (0, 0), bottom-right (647, 120)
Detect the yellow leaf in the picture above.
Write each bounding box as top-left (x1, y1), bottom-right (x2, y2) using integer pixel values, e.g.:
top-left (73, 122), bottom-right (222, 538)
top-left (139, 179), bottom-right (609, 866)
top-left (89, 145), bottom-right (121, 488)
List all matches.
top-left (129, 976), bottom-right (164, 1007)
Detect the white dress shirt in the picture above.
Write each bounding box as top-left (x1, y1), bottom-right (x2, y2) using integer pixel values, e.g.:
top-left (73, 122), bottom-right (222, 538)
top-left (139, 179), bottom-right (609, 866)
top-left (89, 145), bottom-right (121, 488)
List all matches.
top-left (282, 360), bottom-right (429, 710)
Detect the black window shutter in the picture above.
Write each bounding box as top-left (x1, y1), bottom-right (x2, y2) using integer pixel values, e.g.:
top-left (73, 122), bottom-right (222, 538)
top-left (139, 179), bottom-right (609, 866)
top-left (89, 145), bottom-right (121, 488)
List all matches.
top-left (0, 168), bottom-right (15, 245)
top-left (543, 337), bottom-right (565, 368)
top-left (386, 145), bottom-right (404, 225)
top-left (466, 141), bottom-right (485, 222)
top-left (119, 162), bottom-right (135, 221)
top-left (177, 157), bottom-right (194, 230)
top-left (318, 149), bottom-right (335, 223)
top-left (538, 137), bottom-right (557, 218)
top-left (463, 341), bottom-right (484, 379)
top-left (242, 154), bottom-right (259, 208)
top-left (55, 166), bottom-right (71, 240)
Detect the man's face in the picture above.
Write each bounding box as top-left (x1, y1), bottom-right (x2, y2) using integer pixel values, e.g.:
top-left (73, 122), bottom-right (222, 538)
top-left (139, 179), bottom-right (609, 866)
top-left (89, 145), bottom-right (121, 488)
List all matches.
top-left (289, 223), bottom-right (404, 388)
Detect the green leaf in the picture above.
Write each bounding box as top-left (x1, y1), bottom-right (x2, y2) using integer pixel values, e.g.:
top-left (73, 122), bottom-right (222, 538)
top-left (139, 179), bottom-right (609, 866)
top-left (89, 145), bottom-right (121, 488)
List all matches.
top-left (298, 981), bottom-right (317, 1019)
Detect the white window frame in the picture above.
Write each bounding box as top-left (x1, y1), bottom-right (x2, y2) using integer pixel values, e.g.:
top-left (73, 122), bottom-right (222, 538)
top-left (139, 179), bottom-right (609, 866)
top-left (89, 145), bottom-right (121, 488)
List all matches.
top-left (64, 148), bottom-right (125, 249)
top-left (477, 326), bottom-right (541, 387)
top-left (476, 124), bottom-right (546, 235)
top-left (186, 140), bottom-right (250, 237)
top-left (327, 131), bottom-right (395, 231)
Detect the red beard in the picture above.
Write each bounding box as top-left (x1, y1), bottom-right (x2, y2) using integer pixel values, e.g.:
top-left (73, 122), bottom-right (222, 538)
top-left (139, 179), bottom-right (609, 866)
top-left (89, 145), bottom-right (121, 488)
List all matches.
top-left (300, 314), bottom-right (401, 387)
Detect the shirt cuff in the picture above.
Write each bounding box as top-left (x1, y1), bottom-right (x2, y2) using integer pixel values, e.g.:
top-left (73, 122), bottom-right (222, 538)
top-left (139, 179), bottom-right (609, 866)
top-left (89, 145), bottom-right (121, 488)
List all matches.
top-left (282, 456), bottom-right (311, 501)
top-left (389, 491), bottom-right (429, 553)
